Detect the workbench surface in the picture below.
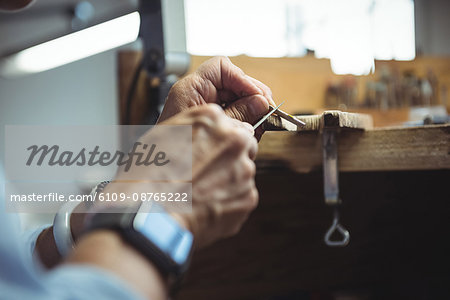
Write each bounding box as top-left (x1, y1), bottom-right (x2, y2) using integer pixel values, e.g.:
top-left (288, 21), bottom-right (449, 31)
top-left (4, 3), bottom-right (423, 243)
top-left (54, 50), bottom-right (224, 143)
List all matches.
top-left (178, 124), bottom-right (450, 300)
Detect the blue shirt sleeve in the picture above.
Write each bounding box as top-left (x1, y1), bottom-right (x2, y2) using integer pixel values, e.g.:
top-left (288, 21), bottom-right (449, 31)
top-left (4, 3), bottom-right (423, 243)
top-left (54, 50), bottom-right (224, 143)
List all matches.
top-left (0, 209), bottom-right (144, 300)
top-left (1, 263), bottom-right (145, 300)
top-left (21, 224), bottom-right (51, 268)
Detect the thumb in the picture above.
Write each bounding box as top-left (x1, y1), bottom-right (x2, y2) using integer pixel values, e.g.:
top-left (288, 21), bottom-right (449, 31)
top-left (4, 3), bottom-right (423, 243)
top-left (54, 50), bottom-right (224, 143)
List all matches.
top-left (224, 94), bottom-right (269, 124)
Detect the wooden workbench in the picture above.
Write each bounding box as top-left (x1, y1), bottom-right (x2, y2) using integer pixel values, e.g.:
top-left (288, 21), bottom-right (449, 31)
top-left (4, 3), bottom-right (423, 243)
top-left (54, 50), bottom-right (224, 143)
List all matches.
top-left (177, 117), bottom-right (450, 300)
top-left (258, 124), bottom-right (450, 173)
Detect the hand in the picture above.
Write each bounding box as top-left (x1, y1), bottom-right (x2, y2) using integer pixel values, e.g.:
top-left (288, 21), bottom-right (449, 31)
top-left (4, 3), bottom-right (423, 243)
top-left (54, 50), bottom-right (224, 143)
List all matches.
top-left (158, 56), bottom-right (275, 137)
top-left (167, 104), bottom-right (259, 248)
top-left (103, 104), bottom-right (259, 248)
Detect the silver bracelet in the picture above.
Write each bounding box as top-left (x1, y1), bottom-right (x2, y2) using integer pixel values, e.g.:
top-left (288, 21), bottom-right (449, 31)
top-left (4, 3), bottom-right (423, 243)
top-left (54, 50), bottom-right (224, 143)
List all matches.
top-left (52, 181), bottom-right (110, 256)
top-left (53, 200), bottom-right (79, 257)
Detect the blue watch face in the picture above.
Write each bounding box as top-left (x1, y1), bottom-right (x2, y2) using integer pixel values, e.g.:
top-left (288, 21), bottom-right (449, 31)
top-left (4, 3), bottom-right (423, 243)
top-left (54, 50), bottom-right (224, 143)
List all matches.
top-left (134, 212), bottom-right (193, 265)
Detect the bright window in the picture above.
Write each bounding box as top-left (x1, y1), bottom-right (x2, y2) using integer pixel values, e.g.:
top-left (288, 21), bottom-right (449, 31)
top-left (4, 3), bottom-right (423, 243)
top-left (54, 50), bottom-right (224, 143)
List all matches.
top-left (185, 0), bottom-right (415, 75)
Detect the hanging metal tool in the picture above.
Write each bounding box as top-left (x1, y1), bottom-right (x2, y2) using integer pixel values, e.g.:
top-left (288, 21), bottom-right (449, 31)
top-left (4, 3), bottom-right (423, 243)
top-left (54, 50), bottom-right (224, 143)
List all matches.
top-left (322, 113), bottom-right (350, 247)
top-left (138, 0), bottom-right (167, 124)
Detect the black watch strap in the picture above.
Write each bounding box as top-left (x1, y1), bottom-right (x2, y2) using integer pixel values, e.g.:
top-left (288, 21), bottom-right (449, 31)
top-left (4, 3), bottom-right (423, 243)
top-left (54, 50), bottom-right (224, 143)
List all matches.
top-left (84, 205), bottom-right (193, 294)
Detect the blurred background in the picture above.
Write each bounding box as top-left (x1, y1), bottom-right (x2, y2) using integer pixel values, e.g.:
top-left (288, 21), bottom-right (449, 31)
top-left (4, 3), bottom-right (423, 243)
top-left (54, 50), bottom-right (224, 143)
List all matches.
top-left (1, 0), bottom-right (448, 129)
top-left (0, 0), bottom-right (449, 239)
top-left (0, 0), bottom-right (448, 235)
top-left (183, 0), bottom-right (449, 126)
top-left (1, 1), bottom-right (449, 299)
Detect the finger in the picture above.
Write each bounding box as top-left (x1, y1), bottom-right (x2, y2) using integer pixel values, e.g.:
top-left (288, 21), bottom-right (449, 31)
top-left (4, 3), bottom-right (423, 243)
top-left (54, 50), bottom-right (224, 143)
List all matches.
top-left (220, 58), bottom-right (263, 97)
top-left (222, 126), bottom-right (257, 164)
top-left (225, 101), bottom-right (266, 144)
top-left (196, 57), bottom-right (263, 99)
top-left (227, 185), bottom-right (259, 213)
top-left (245, 75), bottom-right (276, 106)
top-left (217, 89), bottom-right (238, 104)
top-left (228, 118), bottom-right (254, 135)
top-left (194, 154), bottom-right (254, 201)
top-left (229, 157), bottom-right (256, 187)
top-left (224, 94), bottom-right (269, 124)
top-left (226, 166), bottom-right (255, 199)
top-left (246, 133), bottom-right (258, 160)
top-left (191, 103), bottom-right (225, 119)
top-left (225, 124), bottom-right (258, 161)
top-left (165, 103), bottom-right (224, 127)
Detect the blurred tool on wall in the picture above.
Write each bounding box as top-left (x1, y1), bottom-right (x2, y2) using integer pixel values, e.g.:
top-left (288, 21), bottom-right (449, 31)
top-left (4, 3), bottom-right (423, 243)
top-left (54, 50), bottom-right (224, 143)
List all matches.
top-left (324, 64), bottom-right (449, 126)
top-left (325, 67), bottom-right (446, 110)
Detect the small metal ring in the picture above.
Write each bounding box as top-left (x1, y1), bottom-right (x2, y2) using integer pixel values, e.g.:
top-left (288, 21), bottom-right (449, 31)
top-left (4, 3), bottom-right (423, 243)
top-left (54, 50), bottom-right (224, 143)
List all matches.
top-left (324, 209), bottom-right (350, 247)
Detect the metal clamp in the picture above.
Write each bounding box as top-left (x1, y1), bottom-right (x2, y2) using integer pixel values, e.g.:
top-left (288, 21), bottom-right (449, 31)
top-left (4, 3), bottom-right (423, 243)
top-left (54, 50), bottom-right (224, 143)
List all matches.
top-left (322, 125), bottom-right (350, 247)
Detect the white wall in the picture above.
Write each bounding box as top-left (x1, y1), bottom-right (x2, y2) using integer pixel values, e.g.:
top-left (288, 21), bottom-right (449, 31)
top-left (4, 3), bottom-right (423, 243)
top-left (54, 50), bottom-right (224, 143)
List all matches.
top-left (0, 50), bottom-right (119, 147)
top-left (0, 50), bottom-right (119, 229)
top-left (0, 51), bottom-right (118, 125)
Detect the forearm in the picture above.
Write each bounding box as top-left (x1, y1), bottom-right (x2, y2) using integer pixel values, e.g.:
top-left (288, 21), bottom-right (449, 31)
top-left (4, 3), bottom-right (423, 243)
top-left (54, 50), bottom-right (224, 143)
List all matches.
top-left (35, 212), bottom-right (86, 268)
top-left (66, 230), bottom-right (167, 300)
top-left (35, 223), bottom-right (168, 299)
top-left (35, 226), bottom-right (62, 268)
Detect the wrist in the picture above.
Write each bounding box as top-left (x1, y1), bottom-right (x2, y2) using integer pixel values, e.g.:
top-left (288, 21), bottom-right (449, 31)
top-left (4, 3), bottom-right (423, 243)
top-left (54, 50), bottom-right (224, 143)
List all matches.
top-left (83, 203), bottom-right (194, 294)
top-left (70, 210), bottom-right (87, 243)
top-left (35, 226), bottom-right (62, 268)
top-left (169, 212), bottom-right (192, 232)
top-left (68, 230), bottom-right (168, 300)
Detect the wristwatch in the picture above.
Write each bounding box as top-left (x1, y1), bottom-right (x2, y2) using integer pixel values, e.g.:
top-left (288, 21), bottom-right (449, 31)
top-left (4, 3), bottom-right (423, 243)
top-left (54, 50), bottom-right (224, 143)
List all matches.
top-left (84, 203), bottom-right (194, 289)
